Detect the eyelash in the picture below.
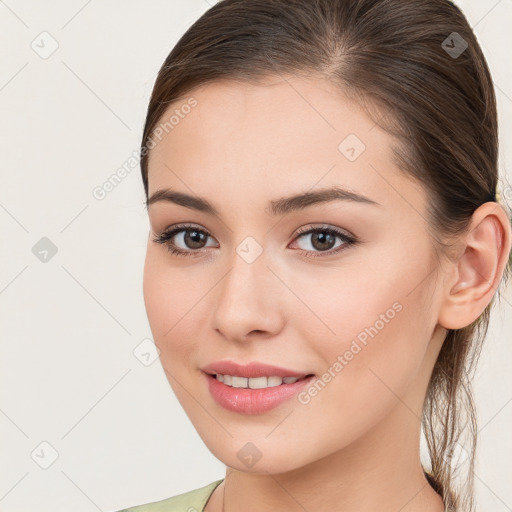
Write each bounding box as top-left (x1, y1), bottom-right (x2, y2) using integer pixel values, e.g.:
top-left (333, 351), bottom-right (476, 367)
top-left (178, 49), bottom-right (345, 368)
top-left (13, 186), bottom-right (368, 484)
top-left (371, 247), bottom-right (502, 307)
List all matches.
top-left (152, 223), bottom-right (357, 259)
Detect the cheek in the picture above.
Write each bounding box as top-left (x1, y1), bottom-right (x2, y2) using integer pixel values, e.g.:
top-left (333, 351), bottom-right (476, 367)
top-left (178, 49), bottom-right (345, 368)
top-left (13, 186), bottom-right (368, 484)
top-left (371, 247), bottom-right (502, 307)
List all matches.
top-left (142, 250), bottom-right (217, 417)
top-left (294, 243), bottom-right (436, 427)
top-left (291, 248), bottom-right (431, 356)
top-left (142, 249), bottom-right (205, 369)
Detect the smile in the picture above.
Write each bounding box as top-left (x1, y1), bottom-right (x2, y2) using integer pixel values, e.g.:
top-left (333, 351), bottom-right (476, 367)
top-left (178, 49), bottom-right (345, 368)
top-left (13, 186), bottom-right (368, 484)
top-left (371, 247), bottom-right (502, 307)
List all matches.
top-left (204, 372), bottom-right (316, 414)
top-left (214, 374), bottom-right (311, 389)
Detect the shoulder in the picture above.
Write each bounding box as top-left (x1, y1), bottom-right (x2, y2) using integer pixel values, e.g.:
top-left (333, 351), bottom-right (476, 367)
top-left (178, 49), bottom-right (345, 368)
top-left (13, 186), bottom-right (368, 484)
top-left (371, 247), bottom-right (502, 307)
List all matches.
top-left (115, 479), bottom-right (224, 512)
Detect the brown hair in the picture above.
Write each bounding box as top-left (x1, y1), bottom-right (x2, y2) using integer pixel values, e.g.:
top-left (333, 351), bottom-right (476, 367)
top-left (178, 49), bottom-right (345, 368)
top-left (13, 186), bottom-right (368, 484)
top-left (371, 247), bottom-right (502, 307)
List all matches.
top-left (139, 1), bottom-right (512, 510)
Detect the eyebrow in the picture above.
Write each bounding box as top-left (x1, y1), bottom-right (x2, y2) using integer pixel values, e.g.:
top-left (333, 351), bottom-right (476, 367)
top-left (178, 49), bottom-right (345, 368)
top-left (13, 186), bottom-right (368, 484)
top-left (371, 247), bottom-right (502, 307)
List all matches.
top-left (146, 185), bottom-right (380, 216)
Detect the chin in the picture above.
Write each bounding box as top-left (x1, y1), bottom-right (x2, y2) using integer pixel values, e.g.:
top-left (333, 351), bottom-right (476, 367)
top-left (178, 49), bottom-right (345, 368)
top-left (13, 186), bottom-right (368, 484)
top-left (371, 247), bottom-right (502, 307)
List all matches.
top-left (200, 433), bottom-right (319, 476)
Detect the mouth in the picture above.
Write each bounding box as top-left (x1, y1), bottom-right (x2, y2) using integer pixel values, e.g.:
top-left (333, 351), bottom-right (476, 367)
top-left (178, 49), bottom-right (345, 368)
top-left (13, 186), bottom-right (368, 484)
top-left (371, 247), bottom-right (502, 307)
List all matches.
top-left (200, 360), bottom-right (316, 413)
top-left (203, 371), bottom-right (317, 414)
top-left (205, 372), bottom-right (315, 389)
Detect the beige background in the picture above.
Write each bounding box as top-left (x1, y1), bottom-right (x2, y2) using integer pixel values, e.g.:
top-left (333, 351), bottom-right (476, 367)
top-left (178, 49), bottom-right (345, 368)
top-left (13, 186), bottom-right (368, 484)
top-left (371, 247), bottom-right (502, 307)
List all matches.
top-left (0, 1), bottom-right (510, 511)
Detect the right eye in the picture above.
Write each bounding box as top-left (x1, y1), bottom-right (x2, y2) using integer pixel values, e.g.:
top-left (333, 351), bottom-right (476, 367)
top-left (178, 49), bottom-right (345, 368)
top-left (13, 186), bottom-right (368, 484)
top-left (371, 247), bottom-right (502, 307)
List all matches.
top-left (152, 223), bottom-right (219, 257)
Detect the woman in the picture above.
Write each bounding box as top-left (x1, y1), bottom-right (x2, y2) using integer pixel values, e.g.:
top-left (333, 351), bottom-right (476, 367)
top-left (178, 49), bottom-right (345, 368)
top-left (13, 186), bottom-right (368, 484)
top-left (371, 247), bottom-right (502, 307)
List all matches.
top-left (117, 0), bottom-right (512, 511)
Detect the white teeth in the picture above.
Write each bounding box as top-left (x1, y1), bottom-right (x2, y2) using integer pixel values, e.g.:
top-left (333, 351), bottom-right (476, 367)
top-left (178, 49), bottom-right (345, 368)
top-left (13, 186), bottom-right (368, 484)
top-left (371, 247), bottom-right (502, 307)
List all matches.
top-left (215, 374), bottom-right (302, 388)
top-left (266, 376), bottom-right (283, 387)
top-left (248, 376), bottom-right (268, 389)
top-left (231, 376), bottom-right (248, 388)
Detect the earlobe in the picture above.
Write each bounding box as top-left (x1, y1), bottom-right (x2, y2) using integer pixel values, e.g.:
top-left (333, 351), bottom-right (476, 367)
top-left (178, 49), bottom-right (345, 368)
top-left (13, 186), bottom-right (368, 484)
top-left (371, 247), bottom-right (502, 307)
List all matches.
top-left (438, 202), bottom-right (512, 330)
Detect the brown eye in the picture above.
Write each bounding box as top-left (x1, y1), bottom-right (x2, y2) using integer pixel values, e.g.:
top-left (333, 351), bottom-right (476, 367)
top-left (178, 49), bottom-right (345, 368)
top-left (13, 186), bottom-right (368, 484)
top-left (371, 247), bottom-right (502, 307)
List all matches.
top-left (309, 231), bottom-right (337, 251)
top-left (152, 224), bottom-right (218, 257)
top-left (289, 225), bottom-right (358, 259)
top-left (182, 229), bottom-right (209, 249)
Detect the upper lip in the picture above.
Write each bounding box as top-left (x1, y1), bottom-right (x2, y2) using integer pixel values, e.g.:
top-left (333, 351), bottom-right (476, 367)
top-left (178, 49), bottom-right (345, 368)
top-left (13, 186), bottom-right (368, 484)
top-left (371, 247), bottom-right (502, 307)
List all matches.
top-left (201, 360), bottom-right (313, 379)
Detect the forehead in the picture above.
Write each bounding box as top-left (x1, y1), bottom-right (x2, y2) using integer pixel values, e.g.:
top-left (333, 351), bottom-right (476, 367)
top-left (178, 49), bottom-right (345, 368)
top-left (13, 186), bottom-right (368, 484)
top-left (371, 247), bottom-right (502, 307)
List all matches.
top-left (146, 75), bottom-right (423, 216)
top-left (150, 75), bottom-right (382, 157)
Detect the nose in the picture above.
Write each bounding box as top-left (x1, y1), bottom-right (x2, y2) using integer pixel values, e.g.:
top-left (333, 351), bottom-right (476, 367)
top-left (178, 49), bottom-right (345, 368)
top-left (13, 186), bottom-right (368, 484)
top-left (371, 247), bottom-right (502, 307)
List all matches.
top-left (210, 245), bottom-right (285, 343)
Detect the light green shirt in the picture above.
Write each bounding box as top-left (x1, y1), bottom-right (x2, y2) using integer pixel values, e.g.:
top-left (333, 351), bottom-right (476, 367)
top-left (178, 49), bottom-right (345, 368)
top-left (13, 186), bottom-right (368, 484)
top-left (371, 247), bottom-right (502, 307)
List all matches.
top-left (117, 479), bottom-right (224, 512)
top-left (117, 473), bottom-right (450, 511)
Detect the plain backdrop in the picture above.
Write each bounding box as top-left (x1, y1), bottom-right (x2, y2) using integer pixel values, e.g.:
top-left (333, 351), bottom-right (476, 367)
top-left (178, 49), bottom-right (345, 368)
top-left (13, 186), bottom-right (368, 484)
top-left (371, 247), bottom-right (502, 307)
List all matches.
top-left (0, 1), bottom-right (510, 511)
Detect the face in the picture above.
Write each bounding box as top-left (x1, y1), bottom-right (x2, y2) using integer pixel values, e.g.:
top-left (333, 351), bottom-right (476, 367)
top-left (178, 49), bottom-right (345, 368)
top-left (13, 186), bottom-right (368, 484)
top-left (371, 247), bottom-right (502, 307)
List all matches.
top-left (143, 74), bottom-right (447, 474)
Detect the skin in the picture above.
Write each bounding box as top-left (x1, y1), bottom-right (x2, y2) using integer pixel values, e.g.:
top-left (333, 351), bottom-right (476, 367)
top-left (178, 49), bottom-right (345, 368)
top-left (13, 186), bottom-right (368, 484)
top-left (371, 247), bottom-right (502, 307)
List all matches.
top-left (142, 74), bottom-right (511, 512)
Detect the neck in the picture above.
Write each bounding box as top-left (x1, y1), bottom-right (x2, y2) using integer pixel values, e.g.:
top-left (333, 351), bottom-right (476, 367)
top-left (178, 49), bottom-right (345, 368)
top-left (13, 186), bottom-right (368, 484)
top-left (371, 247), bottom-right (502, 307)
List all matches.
top-left (217, 401), bottom-right (445, 512)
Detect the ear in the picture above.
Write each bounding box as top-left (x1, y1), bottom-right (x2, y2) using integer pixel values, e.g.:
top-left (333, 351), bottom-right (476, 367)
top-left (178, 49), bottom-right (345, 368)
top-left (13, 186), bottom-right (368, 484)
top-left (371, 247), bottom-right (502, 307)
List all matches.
top-left (438, 202), bottom-right (512, 330)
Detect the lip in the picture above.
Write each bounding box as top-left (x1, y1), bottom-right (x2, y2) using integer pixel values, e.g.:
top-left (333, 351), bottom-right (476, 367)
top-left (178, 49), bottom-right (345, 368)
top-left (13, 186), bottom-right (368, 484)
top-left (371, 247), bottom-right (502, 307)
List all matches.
top-left (201, 360), bottom-right (316, 415)
top-left (201, 360), bottom-right (311, 379)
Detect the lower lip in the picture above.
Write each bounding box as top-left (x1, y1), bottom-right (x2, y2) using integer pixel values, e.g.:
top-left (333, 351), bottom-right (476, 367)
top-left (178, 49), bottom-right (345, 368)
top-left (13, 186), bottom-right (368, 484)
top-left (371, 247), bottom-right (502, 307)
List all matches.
top-left (204, 372), bottom-right (315, 414)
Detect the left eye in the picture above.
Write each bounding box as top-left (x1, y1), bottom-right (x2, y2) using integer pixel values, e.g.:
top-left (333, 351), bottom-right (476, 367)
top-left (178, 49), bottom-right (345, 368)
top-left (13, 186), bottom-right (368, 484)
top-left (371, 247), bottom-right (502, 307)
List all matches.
top-left (292, 227), bottom-right (352, 253)
top-left (152, 224), bottom-right (356, 258)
